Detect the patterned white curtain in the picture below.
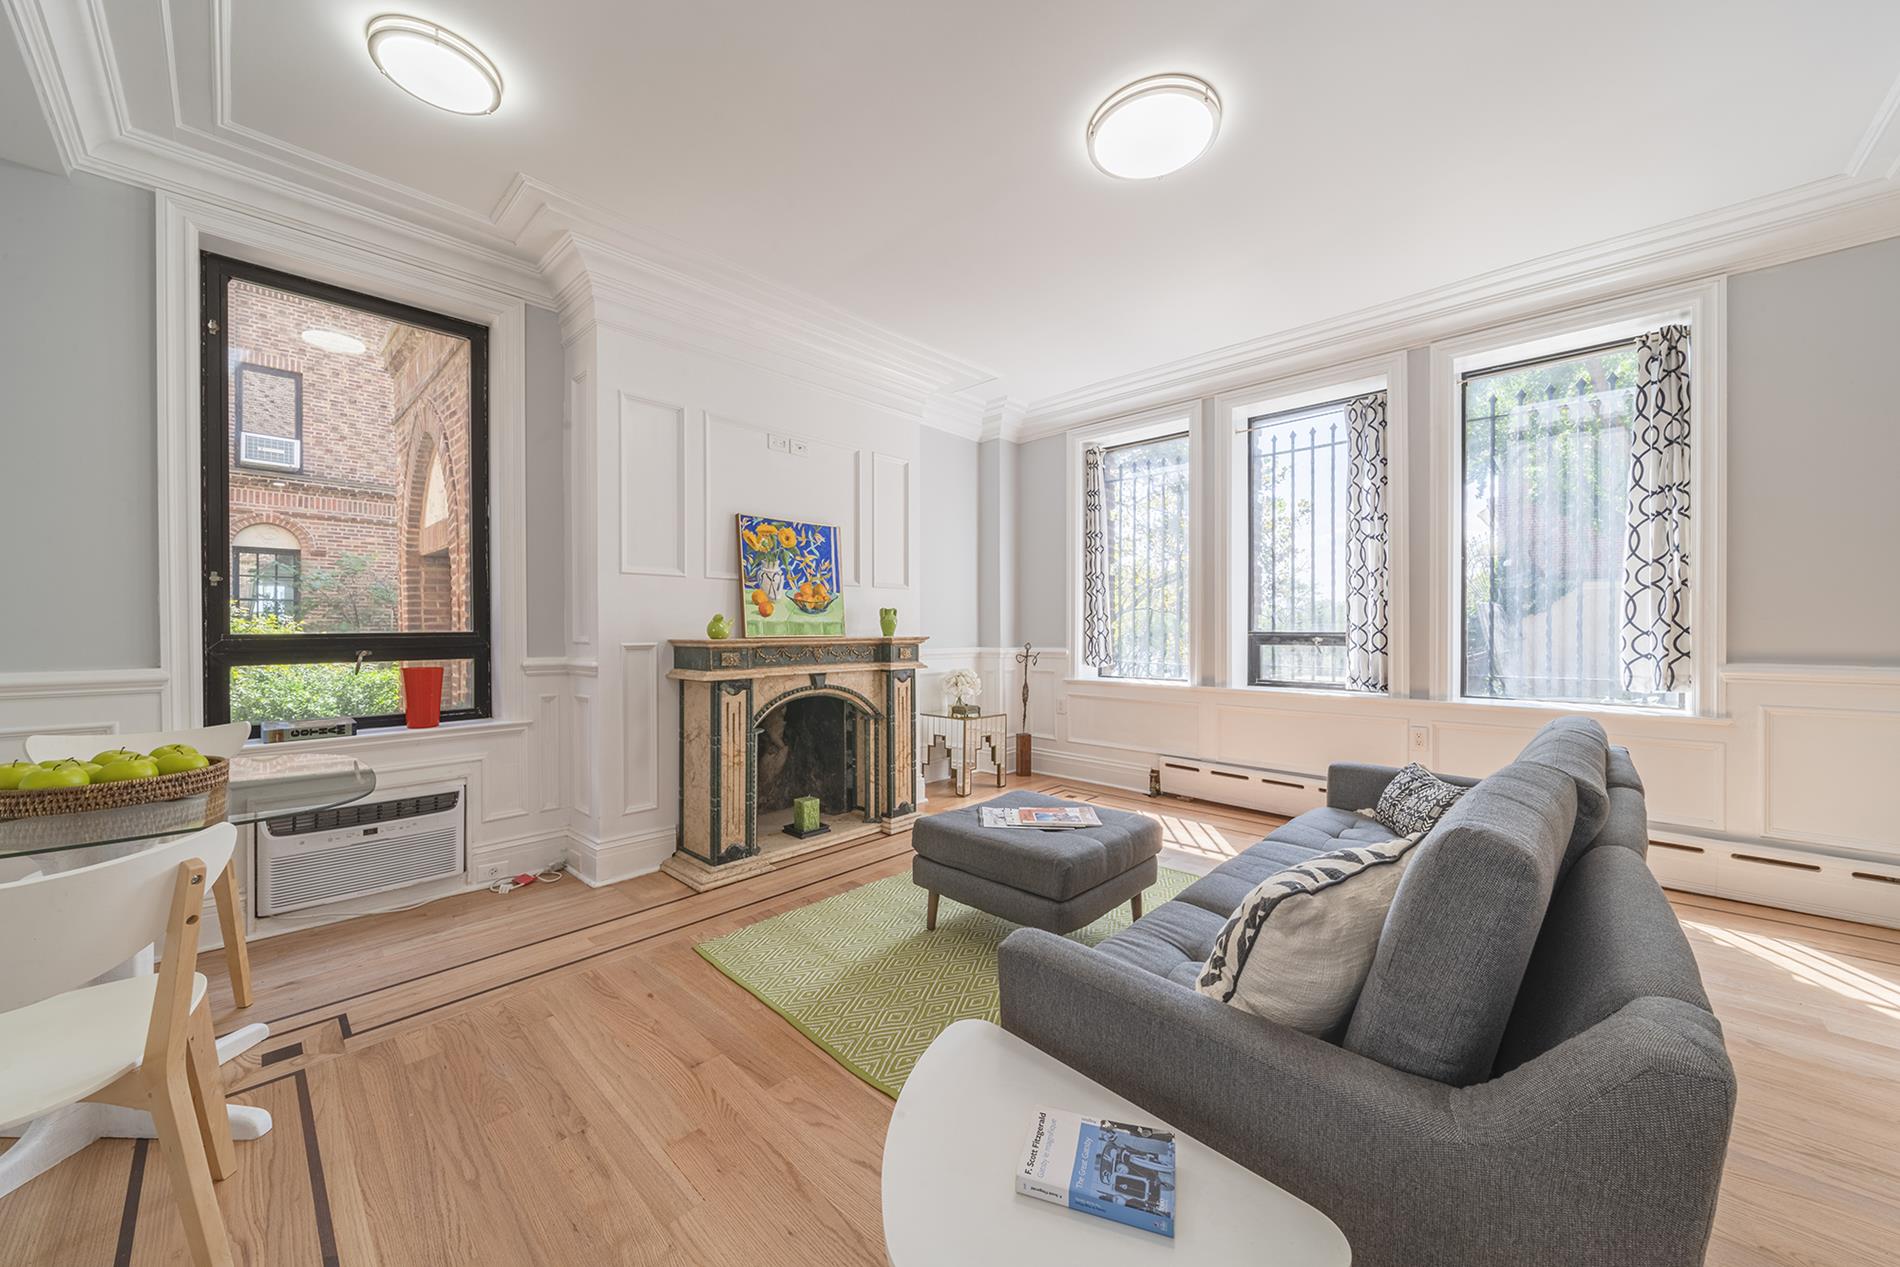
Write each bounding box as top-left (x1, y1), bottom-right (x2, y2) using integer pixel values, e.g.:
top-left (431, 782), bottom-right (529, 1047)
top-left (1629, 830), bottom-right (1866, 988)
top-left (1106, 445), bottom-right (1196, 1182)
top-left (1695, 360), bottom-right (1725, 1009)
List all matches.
top-left (1344, 391), bottom-right (1390, 692)
top-left (1080, 444), bottom-right (1110, 668)
top-left (1620, 325), bottom-right (1693, 695)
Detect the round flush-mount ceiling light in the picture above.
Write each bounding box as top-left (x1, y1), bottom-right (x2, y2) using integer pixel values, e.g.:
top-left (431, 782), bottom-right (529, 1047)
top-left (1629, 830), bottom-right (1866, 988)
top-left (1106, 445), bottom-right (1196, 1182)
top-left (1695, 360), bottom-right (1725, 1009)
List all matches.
top-left (1086, 73), bottom-right (1221, 180)
top-left (365, 15), bottom-right (503, 116)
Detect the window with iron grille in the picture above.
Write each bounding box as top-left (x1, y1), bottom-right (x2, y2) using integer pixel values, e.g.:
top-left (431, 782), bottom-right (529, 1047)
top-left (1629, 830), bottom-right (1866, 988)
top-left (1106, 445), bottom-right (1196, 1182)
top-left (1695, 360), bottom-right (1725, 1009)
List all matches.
top-left (1459, 337), bottom-right (1683, 708)
top-left (1098, 433), bottom-right (1191, 681)
top-left (232, 548), bottom-right (300, 621)
top-left (1246, 398), bottom-right (1352, 687)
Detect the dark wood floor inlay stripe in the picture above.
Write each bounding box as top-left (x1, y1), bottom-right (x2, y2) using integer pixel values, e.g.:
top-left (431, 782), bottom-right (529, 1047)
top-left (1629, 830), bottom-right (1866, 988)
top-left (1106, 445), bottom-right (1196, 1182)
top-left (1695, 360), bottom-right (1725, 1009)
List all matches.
top-left (294, 1071), bottom-right (340, 1267)
top-left (113, 1138), bottom-right (148, 1267)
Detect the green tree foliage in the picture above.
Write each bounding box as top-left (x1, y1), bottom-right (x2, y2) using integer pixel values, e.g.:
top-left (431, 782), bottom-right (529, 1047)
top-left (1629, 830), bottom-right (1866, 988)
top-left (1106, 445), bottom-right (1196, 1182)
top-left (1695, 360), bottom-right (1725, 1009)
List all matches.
top-left (227, 608), bottom-right (401, 723)
top-left (298, 553), bottom-right (398, 633)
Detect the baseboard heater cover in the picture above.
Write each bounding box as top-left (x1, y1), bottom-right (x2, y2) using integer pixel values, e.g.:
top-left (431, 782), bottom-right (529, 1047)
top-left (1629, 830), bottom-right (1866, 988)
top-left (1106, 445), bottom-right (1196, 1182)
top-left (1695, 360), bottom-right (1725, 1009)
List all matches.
top-left (1157, 757), bottom-right (1327, 817)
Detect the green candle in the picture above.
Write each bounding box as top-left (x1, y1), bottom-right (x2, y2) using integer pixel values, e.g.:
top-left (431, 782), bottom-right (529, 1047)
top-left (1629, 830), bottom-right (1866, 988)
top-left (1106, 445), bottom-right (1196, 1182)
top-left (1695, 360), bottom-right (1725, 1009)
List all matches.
top-left (793, 796), bottom-right (821, 834)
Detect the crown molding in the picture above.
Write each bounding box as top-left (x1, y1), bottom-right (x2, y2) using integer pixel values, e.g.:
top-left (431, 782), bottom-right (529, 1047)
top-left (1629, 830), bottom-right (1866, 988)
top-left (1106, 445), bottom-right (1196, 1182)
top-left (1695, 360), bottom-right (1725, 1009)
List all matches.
top-left (5, 0), bottom-right (1000, 423)
top-left (977, 398), bottom-right (1029, 445)
top-left (1849, 66), bottom-right (1900, 180)
top-left (1016, 172), bottom-right (1900, 440)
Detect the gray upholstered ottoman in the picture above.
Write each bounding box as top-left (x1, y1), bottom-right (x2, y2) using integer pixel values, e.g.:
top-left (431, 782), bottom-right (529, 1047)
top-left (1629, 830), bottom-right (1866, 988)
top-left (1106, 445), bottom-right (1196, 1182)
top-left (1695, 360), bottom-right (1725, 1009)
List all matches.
top-left (911, 791), bottom-right (1162, 935)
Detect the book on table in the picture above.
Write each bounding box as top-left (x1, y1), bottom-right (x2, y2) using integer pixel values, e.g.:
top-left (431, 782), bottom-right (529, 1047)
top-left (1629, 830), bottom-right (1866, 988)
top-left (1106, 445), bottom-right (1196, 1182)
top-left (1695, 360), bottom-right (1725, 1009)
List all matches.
top-left (979, 805), bottom-right (1103, 830)
top-left (1015, 1106), bottom-right (1176, 1238)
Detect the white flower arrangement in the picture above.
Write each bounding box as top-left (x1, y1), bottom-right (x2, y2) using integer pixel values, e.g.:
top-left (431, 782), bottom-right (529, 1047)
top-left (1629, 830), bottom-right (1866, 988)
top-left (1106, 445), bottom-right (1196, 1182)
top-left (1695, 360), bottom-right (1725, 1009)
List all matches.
top-left (943, 669), bottom-right (983, 715)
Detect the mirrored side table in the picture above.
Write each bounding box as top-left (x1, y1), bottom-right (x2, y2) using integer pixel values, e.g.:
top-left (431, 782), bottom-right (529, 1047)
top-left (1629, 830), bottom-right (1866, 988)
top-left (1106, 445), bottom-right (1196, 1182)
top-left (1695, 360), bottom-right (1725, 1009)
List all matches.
top-left (919, 712), bottom-right (1007, 796)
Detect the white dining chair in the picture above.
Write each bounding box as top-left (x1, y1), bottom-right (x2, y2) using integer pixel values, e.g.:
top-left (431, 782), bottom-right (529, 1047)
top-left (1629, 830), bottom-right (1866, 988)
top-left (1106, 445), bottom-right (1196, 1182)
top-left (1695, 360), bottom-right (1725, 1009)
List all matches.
top-left (25, 720), bottom-right (257, 1007)
top-left (0, 824), bottom-right (240, 1267)
top-left (25, 720), bottom-right (251, 763)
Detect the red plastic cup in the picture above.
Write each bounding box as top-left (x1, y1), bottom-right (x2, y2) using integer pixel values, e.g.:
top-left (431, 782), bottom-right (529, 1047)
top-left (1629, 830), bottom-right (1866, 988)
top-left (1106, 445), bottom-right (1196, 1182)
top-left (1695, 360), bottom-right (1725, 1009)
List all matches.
top-left (402, 665), bottom-right (445, 729)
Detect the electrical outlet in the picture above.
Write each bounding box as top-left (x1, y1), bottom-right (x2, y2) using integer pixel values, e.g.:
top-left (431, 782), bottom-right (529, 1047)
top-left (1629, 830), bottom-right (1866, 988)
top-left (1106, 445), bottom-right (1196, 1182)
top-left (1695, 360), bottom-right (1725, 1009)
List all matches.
top-left (476, 861), bottom-right (505, 883)
top-left (767, 434), bottom-right (790, 453)
top-left (1408, 724), bottom-right (1431, 755)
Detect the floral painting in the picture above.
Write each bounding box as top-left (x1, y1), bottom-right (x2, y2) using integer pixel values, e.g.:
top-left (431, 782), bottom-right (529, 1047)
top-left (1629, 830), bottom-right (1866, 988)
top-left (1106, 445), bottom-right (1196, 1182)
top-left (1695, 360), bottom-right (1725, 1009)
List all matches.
top-left (738, 514), bottom-right (845, 637)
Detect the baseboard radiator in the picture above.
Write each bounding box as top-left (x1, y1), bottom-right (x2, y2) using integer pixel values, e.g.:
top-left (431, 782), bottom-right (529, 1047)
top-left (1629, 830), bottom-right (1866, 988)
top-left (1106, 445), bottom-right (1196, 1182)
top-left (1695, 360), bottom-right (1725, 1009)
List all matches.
top-left (1156, 756), bottom-right (1327, 818)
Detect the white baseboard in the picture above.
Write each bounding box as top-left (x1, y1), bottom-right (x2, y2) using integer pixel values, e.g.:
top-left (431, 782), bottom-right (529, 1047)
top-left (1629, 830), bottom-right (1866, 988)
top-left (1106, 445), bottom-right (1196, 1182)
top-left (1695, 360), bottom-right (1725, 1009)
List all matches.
top-left (566, 825), bottom-right (678, 887)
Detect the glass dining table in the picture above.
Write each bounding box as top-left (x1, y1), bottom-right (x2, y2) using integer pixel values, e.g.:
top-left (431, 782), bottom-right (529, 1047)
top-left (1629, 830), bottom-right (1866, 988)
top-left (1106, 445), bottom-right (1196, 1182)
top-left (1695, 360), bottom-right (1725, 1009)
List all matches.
top-left (0, 750), bottom-right (377, 1200)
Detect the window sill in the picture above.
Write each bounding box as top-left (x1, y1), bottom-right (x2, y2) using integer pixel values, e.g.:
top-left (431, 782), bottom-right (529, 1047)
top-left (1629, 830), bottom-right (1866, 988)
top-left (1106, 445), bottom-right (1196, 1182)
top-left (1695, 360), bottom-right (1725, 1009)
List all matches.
top-left (241, 716), bottom-right (532, 755)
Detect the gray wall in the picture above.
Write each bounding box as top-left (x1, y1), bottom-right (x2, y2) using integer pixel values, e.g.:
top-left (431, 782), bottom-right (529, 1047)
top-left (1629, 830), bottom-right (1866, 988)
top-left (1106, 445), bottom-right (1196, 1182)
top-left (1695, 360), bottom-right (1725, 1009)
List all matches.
top-left (0, 160), bottom-right (158, 670)
top-left (523, 304), bottom-right (567, 657)
top-left (1013, 433), bottom-right (1068, 647)
top-left (1727, 237), bottom-right (1900, 665)
top-left (919, 425), bottom-right (979, 647)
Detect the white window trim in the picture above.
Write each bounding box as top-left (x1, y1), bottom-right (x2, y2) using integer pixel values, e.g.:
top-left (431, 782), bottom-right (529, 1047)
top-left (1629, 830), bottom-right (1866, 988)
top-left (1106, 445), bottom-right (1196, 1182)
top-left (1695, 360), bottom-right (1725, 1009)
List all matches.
top-left (1427, 279), bottom-right (1726, 717)
top-left (154, 191), bottom-right (531, 732)
top-left (1065, 402), bottom-right (1202, 686)
top-left (1213, 352), bottom-right (1410, 695)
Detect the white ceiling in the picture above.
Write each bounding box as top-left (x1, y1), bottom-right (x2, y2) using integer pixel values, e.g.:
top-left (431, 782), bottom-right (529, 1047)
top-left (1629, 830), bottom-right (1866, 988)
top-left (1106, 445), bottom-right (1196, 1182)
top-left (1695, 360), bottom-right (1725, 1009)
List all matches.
top-left (11, 1), bottom-right (1900, 406)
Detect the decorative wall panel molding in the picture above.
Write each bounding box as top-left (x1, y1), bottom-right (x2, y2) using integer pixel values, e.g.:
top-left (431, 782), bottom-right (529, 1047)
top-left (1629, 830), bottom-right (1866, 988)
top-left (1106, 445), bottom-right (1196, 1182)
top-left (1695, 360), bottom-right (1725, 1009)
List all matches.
top-left (621, 642), bottom-right (661, 816)
top-left (618, 394), bottom-right (688, 576)
top-left (872, 453), bottom-right (911, 588)
top-left (702, 415), bottom-right (861, 585)
top-left (1761, 705), bottom-right (1900, 852)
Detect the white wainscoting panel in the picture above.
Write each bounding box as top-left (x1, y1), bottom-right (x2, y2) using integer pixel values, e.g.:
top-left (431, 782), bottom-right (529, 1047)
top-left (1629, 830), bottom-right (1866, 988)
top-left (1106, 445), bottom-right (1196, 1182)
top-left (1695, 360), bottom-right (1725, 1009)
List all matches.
top-left (572, 690), bottom-right (596, 818)
top-left (618, 394), bottom-right (688, 576)
top-left (1761, 705), bottom-right (1900, 854)
top-left (1217, 704), bottom-right (1410, 773)
top-left (1067, 691), bottom-right (1199, 757)
top-left (621, 642), bottom-right (660, 816)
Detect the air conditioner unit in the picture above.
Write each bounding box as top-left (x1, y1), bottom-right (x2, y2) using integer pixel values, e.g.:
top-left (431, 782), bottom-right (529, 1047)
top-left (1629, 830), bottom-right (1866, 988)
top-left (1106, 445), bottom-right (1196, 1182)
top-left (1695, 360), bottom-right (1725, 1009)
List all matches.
top-left (239, 431), bottom-right (301, 471)
top-left (255, 781), bottom-right (465, 917)
top-left (1156, 756), bottom-right (1328, 818)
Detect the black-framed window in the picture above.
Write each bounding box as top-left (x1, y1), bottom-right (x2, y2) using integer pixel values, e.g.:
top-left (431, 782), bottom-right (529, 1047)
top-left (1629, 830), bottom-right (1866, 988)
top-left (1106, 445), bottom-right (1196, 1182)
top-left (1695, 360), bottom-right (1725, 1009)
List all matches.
top-left (232, 548), bottom-right (301, 621)
top-left (234, 362), bottom-right (303, 472)
top-left (201, 254), bottom-right (492, 732)
top-left (1246, 397), bottom-right (1352, 687)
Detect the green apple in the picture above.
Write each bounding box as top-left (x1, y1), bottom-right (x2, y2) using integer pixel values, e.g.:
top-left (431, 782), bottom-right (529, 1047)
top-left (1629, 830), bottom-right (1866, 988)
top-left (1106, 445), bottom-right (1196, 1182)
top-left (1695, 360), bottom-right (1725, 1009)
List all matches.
top-left (91, 748), bottom-right (144, 766)
top-left (21, 763), bottom-right (90, 789)
top-left (0, 760), bottom-right (40, 790)
top-left (149, 743), bottom-right (200, 760)
top-left (94, 757), bottom-right (160, 783)
top-left (154, 751), bottom-right (210, 775)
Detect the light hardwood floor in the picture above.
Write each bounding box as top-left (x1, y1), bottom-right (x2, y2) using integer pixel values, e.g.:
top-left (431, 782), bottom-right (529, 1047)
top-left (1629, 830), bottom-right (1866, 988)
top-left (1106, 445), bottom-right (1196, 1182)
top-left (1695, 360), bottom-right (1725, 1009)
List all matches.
top-left (2, 776), bottom-right (1895, 1265)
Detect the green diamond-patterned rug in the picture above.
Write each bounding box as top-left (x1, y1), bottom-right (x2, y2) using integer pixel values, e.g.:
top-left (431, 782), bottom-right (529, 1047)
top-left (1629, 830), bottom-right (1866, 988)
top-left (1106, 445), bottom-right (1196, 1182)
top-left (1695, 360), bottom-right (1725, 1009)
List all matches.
top-left (695, 867), bottom-right (1198, 1097)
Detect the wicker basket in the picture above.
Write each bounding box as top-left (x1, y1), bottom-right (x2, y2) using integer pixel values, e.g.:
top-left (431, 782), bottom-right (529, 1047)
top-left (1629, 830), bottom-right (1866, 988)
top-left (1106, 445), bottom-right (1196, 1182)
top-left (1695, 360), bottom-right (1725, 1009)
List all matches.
top-left (0, 756), bottom-right (230, 822)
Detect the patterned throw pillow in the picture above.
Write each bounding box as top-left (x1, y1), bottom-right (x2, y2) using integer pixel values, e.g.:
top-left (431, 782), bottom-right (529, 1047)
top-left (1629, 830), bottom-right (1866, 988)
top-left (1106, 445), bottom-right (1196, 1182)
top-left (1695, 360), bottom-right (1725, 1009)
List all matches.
top-left (1195, 835), bottom-right (1422, 1036)
top-left (1371, 762), bottom-right (1467, 836)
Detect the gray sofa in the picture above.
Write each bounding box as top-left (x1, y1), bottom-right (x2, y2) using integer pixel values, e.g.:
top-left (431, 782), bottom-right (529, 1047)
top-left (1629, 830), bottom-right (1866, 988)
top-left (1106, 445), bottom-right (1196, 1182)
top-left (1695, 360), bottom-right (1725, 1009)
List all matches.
top-left (997, 718), bottom-right (1736, 1267)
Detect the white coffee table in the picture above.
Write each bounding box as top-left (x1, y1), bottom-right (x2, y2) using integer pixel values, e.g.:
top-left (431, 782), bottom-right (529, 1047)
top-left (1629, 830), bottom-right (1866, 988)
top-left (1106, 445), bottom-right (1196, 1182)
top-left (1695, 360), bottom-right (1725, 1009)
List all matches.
top-left (882, 1019), bottom-right (1351, 1265)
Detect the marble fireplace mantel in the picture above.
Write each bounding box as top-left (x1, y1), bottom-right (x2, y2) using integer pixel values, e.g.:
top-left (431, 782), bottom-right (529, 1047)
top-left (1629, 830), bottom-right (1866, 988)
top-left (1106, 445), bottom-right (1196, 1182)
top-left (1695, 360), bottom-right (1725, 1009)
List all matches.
top-left (664, 637), bottom-right (925, 891)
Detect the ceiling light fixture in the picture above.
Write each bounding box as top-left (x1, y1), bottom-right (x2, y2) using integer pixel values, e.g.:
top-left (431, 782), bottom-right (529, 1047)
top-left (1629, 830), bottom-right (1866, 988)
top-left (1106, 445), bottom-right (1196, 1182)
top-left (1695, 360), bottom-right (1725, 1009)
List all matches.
top-left (301, 328), bottom-right (369, 356)
top-left (365, 14), bottom-right (503, 116)
top-left (1086, 73), bottom-right (1221, 180)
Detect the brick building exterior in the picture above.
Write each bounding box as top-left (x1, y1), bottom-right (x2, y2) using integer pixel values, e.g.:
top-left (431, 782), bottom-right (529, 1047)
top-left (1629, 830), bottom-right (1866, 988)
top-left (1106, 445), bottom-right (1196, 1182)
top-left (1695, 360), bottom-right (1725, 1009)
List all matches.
top-left (226, 280), bottom-right (475, 697)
